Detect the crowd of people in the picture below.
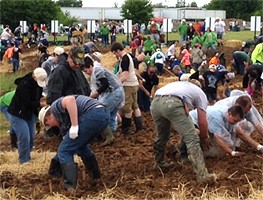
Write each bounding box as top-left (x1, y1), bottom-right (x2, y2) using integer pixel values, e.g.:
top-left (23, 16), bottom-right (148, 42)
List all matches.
top-left (0, 18), bottom-right (263, 193)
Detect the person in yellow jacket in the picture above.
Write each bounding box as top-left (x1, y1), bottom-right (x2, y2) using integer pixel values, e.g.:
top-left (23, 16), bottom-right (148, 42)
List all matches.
top-left (251, 42), bottom-right (263, 64)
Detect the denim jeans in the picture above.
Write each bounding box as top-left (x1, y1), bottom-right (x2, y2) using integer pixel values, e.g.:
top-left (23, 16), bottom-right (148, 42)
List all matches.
top-left (57, 107), bottom-right (110, 164)
top-left (9, 114), bottom-right (36, 163)
top-left (0, 105), bottom-right (16, 134)
top-left (98, 87), bottom-right (124, 132)
top-left (11, 58), bottom-right (20, 73)
top-left (137, 89), bottom-right (151, 112)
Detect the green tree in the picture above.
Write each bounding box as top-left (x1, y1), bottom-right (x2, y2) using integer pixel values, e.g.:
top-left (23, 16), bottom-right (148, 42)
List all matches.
top-left (0, 0), bottom-right (77, 30)
top-left (205, 0), bottom-right (262, 20)
top-left (190, 1), bottom-right (197, 7)
top-left (152, 3), bottom-right (166, 8)
top-left (120, 0), bottom-right (154, 24)
top-left (56, 0), bottom-right (82, 7)
top-left (176, 0), bottom-right (186, 8)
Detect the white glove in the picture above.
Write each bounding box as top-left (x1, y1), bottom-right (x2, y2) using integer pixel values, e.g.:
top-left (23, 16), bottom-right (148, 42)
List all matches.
top-left (69, 125), bottom-right (79, 139)
top-left (257, 144), bottom-right (263, 153)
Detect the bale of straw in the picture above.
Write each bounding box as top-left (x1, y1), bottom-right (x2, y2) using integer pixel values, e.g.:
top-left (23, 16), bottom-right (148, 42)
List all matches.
top-left (224, 39), bottom-right (242, 48)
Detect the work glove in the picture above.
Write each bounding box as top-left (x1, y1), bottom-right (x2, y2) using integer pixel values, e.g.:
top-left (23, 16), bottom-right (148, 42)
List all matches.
top-left (69, 125), bottom-right (79, 139)
top-left (231, 151), bottom-right (245, 157)
top-left (257, 144), bottom-right (263, 153)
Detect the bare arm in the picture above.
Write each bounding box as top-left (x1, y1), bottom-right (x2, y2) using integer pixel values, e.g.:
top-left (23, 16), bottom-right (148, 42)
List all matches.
top-left (214, 134), bottom-right (236, 155)
top-left (236, 127), bottom-right (260, 149)
top-left (61, 96), bottom-right (78, 126)
top-left (197, 108), bottom-right (209, 139)
top-left (120, 71), bottom-right (129, 83)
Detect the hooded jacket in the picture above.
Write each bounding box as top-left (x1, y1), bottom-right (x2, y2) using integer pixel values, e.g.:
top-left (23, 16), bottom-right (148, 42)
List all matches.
top-left (8, 73), bottom-right (42, 120)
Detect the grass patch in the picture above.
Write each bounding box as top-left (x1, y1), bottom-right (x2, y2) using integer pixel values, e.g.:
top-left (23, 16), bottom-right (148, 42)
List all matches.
top-left (47, 30), bottom-right (259, 44)
top-left (0, 72), bottom-right (27, 95)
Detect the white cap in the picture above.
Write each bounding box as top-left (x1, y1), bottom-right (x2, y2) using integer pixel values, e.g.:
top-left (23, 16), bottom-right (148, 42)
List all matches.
top-left (53, 47), bottom-right (64, 55)
top-left (156, 48), bottom-right (161, 51)
top-left (227, 72), bottom-right (235, 79)
top-left (180, 73), bottom-right (191, 81)
top-left (209, 64), bottom-right (216, 70)
top-left (33, 68), bottom-right (47, 87)
top-left (182, 19), bottom-right (186, 22)
top-left (38, 105), bottom-right (51, 128)
top-left (93, 52), bottom-right (103, 60)
top-left (189, 23), bottom-right (193, 26)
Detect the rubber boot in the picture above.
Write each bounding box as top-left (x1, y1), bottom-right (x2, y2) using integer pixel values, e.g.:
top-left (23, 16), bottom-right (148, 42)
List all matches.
top-left (187, 146), bottom-right (216, 183)
top-left (10, 133), bottom-right (18, 150)
top-left (48, 158), bottom-right (62, 178)
top-left (153, 142), bottom-right (174, 169)
top-left (121, 117), bottom-right (132, 134)
top-left (61, 163), bottom-right (78, 191)
top-left (101, 126), bottom-right (114, 146)
top-left (81, 154), bottom-right (101, 180)
top-left (134, 116), bottom-right (143, 133)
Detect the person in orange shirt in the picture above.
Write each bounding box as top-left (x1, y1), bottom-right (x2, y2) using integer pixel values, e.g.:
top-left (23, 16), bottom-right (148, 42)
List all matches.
top-left (209, 53), bottom-right (220, 65)
top-left (4, 42), bottom-right (15, 63)
top-left (194, 20), bottom-right (203, 35)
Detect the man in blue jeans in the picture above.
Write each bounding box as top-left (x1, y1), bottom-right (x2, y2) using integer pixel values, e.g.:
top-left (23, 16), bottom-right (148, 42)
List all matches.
top-left (39, 95), bottom-right (110, 192)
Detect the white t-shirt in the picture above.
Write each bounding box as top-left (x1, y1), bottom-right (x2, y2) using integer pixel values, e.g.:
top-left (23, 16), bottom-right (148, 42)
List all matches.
top-left (150, 51), bottom-right (165, 64)
top-left (214, 20), bottom-right (225, 33)
top-left (155, 81), bottom-right (208, 111)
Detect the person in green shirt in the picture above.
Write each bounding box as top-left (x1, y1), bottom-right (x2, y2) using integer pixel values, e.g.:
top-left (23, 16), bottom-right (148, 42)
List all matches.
top-left (0, 90), bottom-right (17, 149)
top-left (191, 31), bottom-right (203, 48)
top-left (203, 27), bottom-right (217, 54)
top-left (232, 51), bottom-right (251, 75)
top-left (178, 19), bottom-right (188, 43)
top-left (144, 35), bottom-right (155, 56)
top-left (100, 22), bottom-right (110, 47)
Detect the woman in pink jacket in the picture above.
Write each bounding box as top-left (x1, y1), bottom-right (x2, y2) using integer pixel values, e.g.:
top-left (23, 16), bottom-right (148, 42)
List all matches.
top-left (181, 48), bottom-right (191, 73)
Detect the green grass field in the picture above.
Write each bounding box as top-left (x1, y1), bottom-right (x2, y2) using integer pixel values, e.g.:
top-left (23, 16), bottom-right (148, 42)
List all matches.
top-left (49, 30), bottom-right (260, 45)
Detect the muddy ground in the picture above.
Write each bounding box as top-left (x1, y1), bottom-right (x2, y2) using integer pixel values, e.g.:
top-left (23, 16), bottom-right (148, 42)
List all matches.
top-left (0, 44), bottom-right (262, 199)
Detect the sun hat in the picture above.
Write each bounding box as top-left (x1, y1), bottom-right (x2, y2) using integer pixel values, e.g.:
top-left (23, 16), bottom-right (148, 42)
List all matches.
top-left (53, 47), bottom-right (64, 55)
top-left (33, 68), bottom-right (47, 87)
top-left (69, 46), bottom-right (85, 65)
top-left (38, 105), bottom-right (51, 128)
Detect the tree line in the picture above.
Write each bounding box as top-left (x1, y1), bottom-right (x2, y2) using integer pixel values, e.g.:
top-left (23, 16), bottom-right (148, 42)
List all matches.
top-left (0, 0), bottom-right (261, 31)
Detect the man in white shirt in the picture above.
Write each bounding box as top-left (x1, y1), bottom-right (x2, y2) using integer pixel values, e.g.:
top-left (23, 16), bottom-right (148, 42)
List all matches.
top-left (151, 81), bottom-right (216, 183)
top-left (214, 17), bottom-right (226, 46)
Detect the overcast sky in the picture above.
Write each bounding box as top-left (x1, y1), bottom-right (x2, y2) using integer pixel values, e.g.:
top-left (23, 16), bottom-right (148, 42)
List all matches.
top-left (82, 0), bottom-right (211, 8)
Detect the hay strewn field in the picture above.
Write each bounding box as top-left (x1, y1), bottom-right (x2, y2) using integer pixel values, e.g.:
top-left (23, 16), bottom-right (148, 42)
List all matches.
top-left (0, 41), bottom-right (263, 199)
